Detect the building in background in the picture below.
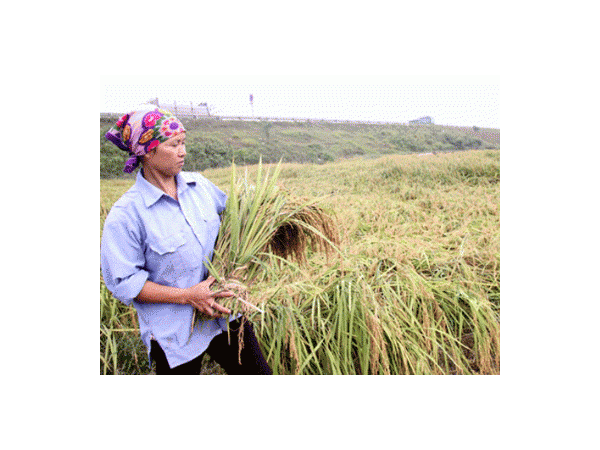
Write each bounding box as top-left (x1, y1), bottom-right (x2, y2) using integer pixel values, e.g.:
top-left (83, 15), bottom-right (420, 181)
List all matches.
top-left (147, 98), bottom-right (211, 118)
top-left (409, 116), bottom-right (434, 125)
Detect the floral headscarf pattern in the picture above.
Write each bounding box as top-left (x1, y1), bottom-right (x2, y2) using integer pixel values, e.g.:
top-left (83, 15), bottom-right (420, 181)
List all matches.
top-left (105, 108), bottom-right (186, 173)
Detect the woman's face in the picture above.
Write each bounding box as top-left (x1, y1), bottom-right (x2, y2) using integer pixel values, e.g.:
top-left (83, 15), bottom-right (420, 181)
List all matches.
top-left (143, 132), bottom-right (186, 177)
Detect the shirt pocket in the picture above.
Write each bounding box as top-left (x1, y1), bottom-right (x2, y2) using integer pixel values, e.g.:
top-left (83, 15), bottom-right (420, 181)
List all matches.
top-left (145, 233), bottom-right (187, 285)
top-left (148, 233), bottom-right (186, 255)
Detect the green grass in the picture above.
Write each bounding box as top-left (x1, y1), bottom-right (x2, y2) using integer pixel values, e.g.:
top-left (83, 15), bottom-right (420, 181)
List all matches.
top-left (100, 149), bottom-right (500, 375)
top-left (101, 117), bottom-right (499, 178)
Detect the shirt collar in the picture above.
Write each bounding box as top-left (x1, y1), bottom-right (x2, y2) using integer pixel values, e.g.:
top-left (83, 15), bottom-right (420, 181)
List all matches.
top-left (177, 171), bottom-right (197, 195)
top-left (136, 170), bottom-right (196, 208)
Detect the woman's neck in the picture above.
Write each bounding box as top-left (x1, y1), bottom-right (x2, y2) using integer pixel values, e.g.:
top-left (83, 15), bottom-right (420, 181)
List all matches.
top-left (142, 167), bottom-right (178, 200)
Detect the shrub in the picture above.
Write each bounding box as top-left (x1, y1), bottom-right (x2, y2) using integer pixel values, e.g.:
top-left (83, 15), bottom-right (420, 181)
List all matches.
top-left (186, 137), bottom-right (232, 171)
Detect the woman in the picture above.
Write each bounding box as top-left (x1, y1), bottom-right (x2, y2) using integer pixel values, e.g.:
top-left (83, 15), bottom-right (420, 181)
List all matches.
top-left (101, 107), bottom-right (272, 375)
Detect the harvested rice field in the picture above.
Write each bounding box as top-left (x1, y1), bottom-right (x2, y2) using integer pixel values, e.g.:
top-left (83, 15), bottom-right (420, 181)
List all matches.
top-left (100, 149), bottom-right (500, 375)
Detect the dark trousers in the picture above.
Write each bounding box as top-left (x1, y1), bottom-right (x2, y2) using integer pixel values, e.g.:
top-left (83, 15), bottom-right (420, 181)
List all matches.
top-left (151, 319), bottom-right (272, 375)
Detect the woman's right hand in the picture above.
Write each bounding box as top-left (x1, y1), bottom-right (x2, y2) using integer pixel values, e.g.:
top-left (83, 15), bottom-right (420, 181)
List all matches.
top-left (185, 276), bottom-right (233, 318)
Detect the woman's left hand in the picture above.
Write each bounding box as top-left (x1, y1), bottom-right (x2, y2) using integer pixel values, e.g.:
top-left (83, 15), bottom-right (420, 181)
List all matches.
top-left (184, 276), bottom-right (234, 318)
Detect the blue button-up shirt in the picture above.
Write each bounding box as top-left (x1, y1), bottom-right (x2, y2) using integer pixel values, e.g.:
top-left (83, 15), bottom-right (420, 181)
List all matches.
top-left (101, 170), bottom-right (235, 369)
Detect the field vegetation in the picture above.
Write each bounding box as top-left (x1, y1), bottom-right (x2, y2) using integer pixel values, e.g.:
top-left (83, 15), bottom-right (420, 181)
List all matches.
top-left (100, 143), bottom-right (500, 374)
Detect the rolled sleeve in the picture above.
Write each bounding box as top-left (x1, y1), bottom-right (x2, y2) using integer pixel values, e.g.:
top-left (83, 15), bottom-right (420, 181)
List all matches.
top-left (107, 269), bottom-right (149, 306)
top-left (101, 209), bottom-right (148, 306)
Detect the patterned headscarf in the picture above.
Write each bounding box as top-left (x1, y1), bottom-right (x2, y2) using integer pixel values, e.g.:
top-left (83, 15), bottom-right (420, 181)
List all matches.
top-left (105, 108), bottom-right (186, 173)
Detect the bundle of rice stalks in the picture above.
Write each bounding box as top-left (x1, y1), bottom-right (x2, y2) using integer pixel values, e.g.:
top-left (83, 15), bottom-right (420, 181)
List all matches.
top-left (191, 161), bottom-right (339, 341)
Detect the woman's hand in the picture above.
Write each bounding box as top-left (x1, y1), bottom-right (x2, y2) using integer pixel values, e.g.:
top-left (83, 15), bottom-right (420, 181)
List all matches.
top-left (136, 278), bottom-right (233, 318)
top-left (185, 276), bottom-right (233, 318)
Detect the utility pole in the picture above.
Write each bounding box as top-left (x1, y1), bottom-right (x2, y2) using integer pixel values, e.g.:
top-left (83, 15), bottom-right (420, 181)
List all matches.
top-left (250, 93), bottom-right (254, 117)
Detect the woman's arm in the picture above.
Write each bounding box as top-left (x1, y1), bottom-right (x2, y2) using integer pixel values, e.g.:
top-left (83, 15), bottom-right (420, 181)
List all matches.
top-left (137, 276), bottom-right (232, 318)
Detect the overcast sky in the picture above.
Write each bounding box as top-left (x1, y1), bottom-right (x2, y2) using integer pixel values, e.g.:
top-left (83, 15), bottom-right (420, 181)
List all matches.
top-left (101, 77), bottom-right (499, 129)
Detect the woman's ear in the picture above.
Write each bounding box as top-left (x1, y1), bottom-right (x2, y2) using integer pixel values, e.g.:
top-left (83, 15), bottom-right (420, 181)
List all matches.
top-left (142, 149), bottom-right (156, 164)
